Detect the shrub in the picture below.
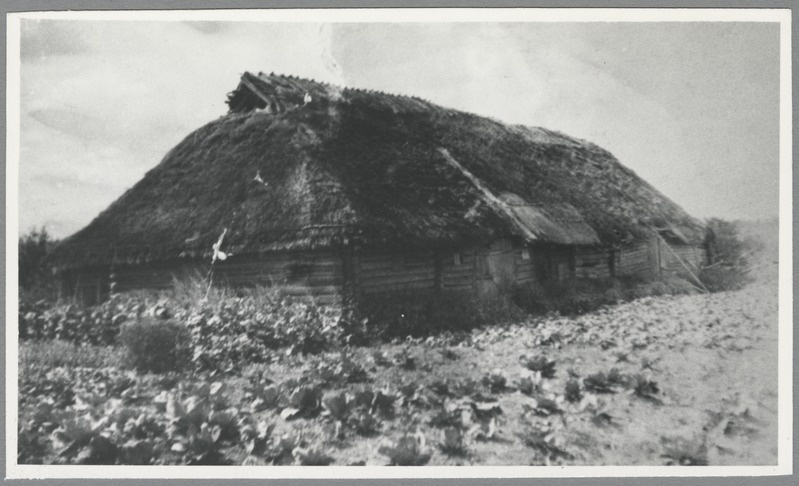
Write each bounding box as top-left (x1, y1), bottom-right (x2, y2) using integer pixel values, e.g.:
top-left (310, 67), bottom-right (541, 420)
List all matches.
top-left (19, 283), bottom-right (352, 373)
top-left (359, 289), bottom-right (518, 340)
top-left (626, 283), bottom-right (653, 301)
top-left (512, 275), bottom-right (698, 316)
top-left (119, 318), bottom-right (190, 374)
top-left (18, 294), bottom-right (144, 345)
top-left (698, 266), bottom-right (752, 293)
top-left (648, 281), bottom-right (668, 296)
top-left (513, 279), bottom-right (611, 315)
top-left (511, 284), bottom-right (550, 314)
top-left (19, 227), bottom-right (58, 302)
top-left (705, 218), bottom-right (748, 266)
top-left (663, 276), bottom-right (697, 295)
top-left (699, 218), bottom-right (758, 292)
top-left (602, 287), bottom-right (624, 304)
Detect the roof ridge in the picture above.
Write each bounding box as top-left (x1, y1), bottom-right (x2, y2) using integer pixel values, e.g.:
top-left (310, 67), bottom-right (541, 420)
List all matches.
top-left (250, 71), bottom-right (433, 105)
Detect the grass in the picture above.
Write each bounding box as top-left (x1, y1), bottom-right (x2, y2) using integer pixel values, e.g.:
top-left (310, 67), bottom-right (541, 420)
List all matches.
top-left (19, 340), bottom-right (123, 371)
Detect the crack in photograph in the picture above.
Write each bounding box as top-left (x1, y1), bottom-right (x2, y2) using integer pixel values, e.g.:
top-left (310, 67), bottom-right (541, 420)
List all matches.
top-left (6, 6), bottom-right (792, 479)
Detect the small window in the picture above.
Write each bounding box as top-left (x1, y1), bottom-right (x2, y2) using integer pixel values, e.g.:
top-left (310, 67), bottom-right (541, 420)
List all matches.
top-left (521, 249), bottom-right (530, 261)
top-left (453, 253), bottom-right (462, 266)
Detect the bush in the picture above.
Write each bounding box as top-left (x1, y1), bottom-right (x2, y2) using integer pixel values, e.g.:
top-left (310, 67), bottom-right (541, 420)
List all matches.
top-left (19, 227), bottom-right (58, 302)
top-left (701, 218), bottom-right (758, 292)
top-left (698, 266), bottom-right (752, 293)
top-left (663, 275), bottom-right (697, 295)
top-left (706, 218), bottom-right (748, 266)
top-left (19, 283), bottom-right (352, 373)
top-left (182, 289), bottom-right (348, 371)
top-left (512, 275), bottom-right (698, 316)
top-left (119, 318), bottom-right (190, 374)
top-left (513, 280), bottom-right (607, 315)
top-left (19, 294), bottom-right (143, 344)
top-left (603, 287), bottom-right (624, 304)
top-left (360, 289), bottom-right (519, 340)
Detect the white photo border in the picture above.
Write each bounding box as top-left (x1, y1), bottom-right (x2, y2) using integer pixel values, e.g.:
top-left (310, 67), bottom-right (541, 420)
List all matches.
top-left (4, 6), bottom-right (793, 479)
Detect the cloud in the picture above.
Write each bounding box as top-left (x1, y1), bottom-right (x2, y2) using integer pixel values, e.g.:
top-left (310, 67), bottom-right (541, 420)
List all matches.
top-left (16, 20), bottom-right (780, 238)
top-left (20, 19), bottom-right (88, 60)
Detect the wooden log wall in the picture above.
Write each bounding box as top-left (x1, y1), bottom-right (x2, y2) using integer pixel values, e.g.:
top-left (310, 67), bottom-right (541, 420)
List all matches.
top-left (441, 249), bottom-right (477, 292)
top-left (67, 240), bottom-right (697, 306)
top-left (618, 242), bottom-right (654, 277)
top-left (514, 247), bottom-right (536, 285)
top-left (574, 247), bottom-right (613, 280)
top-left (113, 261), bottom-right (197, 291)
top-left (62, 267), bottom-right (110, 306)
top-left (109, 251), bottom-right (344, 304)
top-left (358, 250), bottom-right (437, 294)
top-left (539, 246), bottom-right (575, 282)
top-left (660, 245), bottom-right (705, 274)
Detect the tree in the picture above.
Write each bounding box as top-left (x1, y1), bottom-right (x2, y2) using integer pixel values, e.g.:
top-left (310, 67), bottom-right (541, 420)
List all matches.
top-left (19, 227), bottom-right (58, 300)
top-left (705, 218), bottom-right (746, 266)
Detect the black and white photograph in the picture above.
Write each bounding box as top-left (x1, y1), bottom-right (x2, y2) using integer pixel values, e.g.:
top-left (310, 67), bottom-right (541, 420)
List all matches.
top-left (5, 7), bottom-right (793, 479)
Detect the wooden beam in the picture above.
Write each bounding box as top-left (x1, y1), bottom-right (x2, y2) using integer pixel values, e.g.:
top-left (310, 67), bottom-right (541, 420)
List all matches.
top-left (436, 148), bottom-right (538, 243)
top-left (657, 233), bottom-right (709, 294)
top-left (239, 75), bottom-right (274, 109)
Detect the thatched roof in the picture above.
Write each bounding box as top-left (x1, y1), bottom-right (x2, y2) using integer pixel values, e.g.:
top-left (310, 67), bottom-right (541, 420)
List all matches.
top-left (53, 72), bottom-right (705, 268)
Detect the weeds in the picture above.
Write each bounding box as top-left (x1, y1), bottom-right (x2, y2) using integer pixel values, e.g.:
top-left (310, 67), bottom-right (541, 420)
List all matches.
top-left (520, 355), bottom-right (557, 378)
top-left (119, 318), bottom-right (190, 374)
top-left (16, 266), bottom-right (775, 466)
top-left (660, 435), bottom-right (709, 466)
top-left (379, 433), bottom-right (432, 465)
top-left (19, 340), bottom-right (122, 370)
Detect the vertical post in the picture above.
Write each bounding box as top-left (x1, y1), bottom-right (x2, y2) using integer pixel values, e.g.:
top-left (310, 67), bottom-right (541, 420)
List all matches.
top-left (568, 246), bottom-right (576, 280)
top-left (341, 248), bottom-right (361, 306)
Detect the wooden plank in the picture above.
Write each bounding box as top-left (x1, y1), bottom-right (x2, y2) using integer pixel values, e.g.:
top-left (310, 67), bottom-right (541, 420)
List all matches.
top-left (437, 148), bottom-right (538, 243)
top-left (361, 275), bottom-right (435, 287)
top-left (363, 282), bottom-right (435, 293)
top-left (361, 269), bottom-right (435, 280)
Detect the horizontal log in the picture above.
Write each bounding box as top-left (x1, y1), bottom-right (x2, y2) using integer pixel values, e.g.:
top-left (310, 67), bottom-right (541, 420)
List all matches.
top-left (360, 265), bottom-right (434, 276)
top-left (441, 272), bottom-right (474, 280)
top-left (359, 262), bottom-right (434, 273)
top-left (363, 281), bottom-right (436, 293)
top-left (359, 252), bottom-right (433, 263)
top-left (444, 269), bottom-right (474, 277)
top-left (362, 275), bottom-right (435, 287)
top-left (361, 269), bottom-right (435, 280)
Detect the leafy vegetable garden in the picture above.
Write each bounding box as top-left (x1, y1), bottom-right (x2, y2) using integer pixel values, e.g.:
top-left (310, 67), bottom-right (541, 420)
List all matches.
top-left (17, 272), bottom-right (778, 466)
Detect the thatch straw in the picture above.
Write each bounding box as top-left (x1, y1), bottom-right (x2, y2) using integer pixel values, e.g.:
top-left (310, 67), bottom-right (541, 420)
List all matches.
top-left (53, 72), bottom-right (704, 269)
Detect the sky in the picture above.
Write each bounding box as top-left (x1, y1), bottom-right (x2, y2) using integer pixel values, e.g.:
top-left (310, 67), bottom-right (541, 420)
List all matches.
top-left (16, 19), bottom-right (781, 238)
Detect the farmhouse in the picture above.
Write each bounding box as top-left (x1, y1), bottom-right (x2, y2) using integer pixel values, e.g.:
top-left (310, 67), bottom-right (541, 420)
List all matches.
top-left (53, 72), bottom-right (707, 305)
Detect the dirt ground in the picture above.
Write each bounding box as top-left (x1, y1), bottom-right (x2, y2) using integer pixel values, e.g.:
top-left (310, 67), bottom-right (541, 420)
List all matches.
top-left (18, 251), bottom-right (781, 466)
top-left (235, 267), bottom-right (779, 466)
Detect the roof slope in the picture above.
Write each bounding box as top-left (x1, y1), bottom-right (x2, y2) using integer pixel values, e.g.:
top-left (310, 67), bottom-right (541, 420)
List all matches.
top-left (54, 72), bottom-right (705, 268)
